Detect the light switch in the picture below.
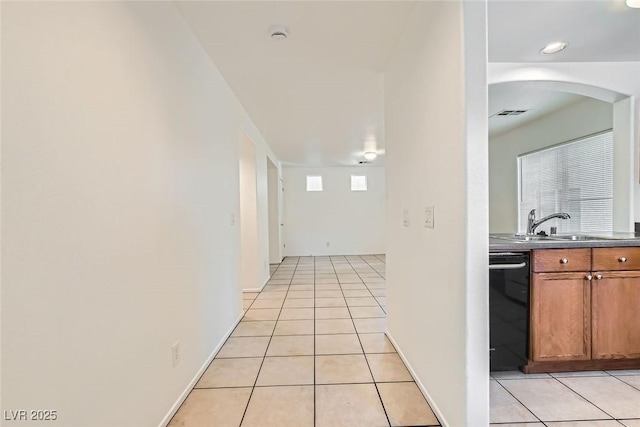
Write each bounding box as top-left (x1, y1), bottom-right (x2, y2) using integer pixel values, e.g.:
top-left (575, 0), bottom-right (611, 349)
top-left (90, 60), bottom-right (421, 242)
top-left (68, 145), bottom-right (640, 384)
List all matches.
top-left (403, 209), bottom-right (410, 227)
top-left (424, 206), bottom-right (434, 228)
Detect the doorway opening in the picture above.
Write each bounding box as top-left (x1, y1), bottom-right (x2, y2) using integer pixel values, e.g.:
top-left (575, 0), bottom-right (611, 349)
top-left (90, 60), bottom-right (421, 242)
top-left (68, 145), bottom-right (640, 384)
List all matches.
top-left (266, 157), bottom-right (282, 267)
top-left (238, 132), bottom-right (259, 291)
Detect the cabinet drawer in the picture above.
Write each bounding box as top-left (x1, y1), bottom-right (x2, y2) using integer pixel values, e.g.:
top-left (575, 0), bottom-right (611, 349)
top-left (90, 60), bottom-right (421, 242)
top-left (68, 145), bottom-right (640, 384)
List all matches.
top-left (532, 249), bottom-right (591, 273)
top-left (592, 247), bottom-right (640, 271)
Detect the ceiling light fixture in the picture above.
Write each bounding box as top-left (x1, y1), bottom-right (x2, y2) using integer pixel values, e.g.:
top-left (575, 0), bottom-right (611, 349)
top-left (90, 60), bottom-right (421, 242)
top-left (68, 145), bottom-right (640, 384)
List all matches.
top-left (540, 41), bottom-right (568, 55)
top-left (269, 25), bottom-right (289, 41)
top-left (364, 152), bottom-right (377, 161)
top-left (626, 0), bottom-right (640, 7)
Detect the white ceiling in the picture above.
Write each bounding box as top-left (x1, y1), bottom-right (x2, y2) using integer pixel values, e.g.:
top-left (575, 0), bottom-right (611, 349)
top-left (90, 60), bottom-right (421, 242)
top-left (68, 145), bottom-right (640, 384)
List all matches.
top-left (176, 1), bottom-right (415, 167)
top-left (176, 1), bottom-right (640, 167)
top-left (488, 0), bottom-right (639, 135)
top-left (488, 0), bottom-right (640, 63)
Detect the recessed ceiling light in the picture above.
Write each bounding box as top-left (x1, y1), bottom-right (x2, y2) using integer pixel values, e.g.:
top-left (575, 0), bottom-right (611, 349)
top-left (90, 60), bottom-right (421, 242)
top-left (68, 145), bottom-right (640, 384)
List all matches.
top-left (540, 41), bottom-right (568, 55)
top-left (364, 152), bottom-right (377, 161)
top-left (269, 25), bottom-right (288, 41)
top-left (627, 0), bottom-right (640, 7)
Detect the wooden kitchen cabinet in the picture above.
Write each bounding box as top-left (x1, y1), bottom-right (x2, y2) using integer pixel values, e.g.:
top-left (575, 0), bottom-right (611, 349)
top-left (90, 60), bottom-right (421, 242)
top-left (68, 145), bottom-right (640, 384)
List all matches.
top-left (526, 247), bottom-right (640, 372)
top-left (530, 272), bottom-right (591, 362)
top-left (592, 270), bottom-right (640, 359)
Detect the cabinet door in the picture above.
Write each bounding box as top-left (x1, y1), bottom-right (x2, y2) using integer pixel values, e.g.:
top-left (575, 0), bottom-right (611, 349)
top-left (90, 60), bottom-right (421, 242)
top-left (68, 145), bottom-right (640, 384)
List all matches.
top-left (530, 272), bottom-right (591, 362)
top-left (592, 271), bottom-right (640, 359)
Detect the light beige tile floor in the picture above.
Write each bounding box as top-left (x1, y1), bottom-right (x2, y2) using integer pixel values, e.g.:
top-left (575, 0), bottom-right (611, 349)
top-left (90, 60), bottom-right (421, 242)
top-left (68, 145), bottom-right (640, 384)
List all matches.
top-left (490, 369), bottom-right (640, 425)
top-left (173, 255), bottom-right (640, 426)
top-left (169, 255), bottom-right (440, 427)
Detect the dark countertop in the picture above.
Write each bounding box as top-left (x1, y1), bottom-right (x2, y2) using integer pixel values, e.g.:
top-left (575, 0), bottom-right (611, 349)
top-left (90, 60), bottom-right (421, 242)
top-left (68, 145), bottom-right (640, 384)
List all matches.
top-left (490, 232), bottom-right (640, 252)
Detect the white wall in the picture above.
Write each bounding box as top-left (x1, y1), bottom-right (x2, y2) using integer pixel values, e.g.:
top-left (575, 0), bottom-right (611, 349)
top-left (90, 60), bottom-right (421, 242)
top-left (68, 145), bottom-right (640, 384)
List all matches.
top-left (489, 97), bottom-right (613, 233)
top-left (384, 2), bottom-right (488, 426)
top-left (1, 2), bottom-right (277, 426)
top-left (282, 167), bottom-right (385, 256)
top-left (613, 97), bottom-right (635, 231)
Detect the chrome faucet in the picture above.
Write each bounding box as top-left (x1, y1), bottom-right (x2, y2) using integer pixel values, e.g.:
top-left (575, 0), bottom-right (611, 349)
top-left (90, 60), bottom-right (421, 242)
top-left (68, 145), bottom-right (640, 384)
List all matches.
top-left (527, 209), bottom-right (571, 235)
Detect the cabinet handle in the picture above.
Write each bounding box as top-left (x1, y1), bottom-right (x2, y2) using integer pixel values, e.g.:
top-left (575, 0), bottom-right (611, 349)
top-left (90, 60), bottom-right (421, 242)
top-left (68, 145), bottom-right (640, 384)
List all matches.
top-left (595, 274), bottom-right (603, 280)
top-left (585, 274), bottom-right (593, 281)
top-left (619, 257), bottom-right (627, 263)
top-left (560, 258), bottom-right (568, 264)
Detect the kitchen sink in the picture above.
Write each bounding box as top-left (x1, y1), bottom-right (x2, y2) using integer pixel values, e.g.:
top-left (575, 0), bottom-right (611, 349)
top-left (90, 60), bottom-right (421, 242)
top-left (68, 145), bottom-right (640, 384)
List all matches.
top-left (492, 234), bottom-right (557, 242)
top-left (512, 235), bottom-right (554, 241)
top-left (550, 234), bottom-right (609, 241)
top-left (491, 234), bottom-right (611, 243)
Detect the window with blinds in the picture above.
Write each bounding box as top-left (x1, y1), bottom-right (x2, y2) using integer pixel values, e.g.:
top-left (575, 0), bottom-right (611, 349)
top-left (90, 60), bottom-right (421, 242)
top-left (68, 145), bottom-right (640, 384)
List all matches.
top-left (517, 130), bottom-right (613, 234)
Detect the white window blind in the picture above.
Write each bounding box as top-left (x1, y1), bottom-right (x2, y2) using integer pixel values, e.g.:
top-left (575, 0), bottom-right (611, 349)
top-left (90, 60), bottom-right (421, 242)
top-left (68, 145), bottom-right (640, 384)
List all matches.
top-left (518, 130), bottom-right (613, 234)
top-left (306, 175), bottom-right (323, 192)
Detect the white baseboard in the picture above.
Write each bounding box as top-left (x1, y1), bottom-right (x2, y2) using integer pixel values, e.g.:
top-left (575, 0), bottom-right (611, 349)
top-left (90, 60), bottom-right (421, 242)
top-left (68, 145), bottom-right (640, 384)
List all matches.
top-left (385, 331), bottom-right (449, 427)
top-left (243, 275), bottom-right (270, 293)
top-left (158, 313), bottom-right (244, 427)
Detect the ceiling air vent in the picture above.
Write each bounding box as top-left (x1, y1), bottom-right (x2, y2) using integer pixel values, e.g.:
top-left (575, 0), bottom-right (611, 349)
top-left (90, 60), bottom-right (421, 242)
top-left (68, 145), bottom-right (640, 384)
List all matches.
top-left (490, 109), bottom-right (529, 117)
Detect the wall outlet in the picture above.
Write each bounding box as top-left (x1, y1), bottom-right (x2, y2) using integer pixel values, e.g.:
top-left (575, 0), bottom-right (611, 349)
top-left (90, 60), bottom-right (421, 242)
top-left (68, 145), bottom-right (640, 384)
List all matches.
top-left (172, 341), bottom-right (180, 368)
top-left (230, 212), bottom-right (236, 226)
top-left (402, 209), bottom-right (410, 227)
top-left (424, 206), bottom-right (435, 228)
top-left (326, 242), bottom-right (330, 247)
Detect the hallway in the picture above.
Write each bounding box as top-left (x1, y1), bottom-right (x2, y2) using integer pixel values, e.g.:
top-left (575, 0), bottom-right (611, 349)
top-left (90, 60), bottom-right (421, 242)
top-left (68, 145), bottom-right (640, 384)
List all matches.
top-left (168, 255), bottom-right (440, 427)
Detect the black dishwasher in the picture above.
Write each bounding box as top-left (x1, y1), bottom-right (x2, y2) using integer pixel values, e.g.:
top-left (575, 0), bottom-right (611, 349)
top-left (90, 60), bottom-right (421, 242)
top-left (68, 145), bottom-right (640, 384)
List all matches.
top-left (489, 252), bottom-right (530, 371)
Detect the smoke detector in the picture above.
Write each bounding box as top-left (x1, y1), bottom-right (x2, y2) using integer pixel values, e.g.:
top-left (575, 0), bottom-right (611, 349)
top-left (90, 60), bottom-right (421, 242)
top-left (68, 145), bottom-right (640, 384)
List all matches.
top-left (269, 25), bottom-right (289, 41)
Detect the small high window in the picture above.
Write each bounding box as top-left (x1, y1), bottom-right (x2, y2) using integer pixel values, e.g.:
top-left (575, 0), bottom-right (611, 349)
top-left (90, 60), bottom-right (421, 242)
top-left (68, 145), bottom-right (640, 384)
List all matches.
top-left (306, 175), bottom-right (323, 192)
top-left (351, 175), bottom-right (367, 191)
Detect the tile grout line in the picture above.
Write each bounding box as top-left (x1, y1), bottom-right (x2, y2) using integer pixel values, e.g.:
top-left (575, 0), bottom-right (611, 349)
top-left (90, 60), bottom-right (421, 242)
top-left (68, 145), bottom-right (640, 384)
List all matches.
top-left (493, 379), bottom-right (542, 424)
top-left (237, 256), bottom-right (300, 427)
top-left (344, 255), bottom-right (387, 315)
top-left (358, 254), bottom-right (386, 279)
top-left (343, 255), bottom-right (387, 332)
top-left (552, 375), bottom-right (618, 421)
top-left (502, 373), bottom-right (640, 424)
top-left (501, 374), bottom-right (627, 425)
top-left (554, 371), bottom-right (635, 421)
top-left (330, 255), bottom-right (393, 427)
top-left (193, 379), bottom-right (418, 390)
top-left (613, 373), bottom-right (640, 394)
